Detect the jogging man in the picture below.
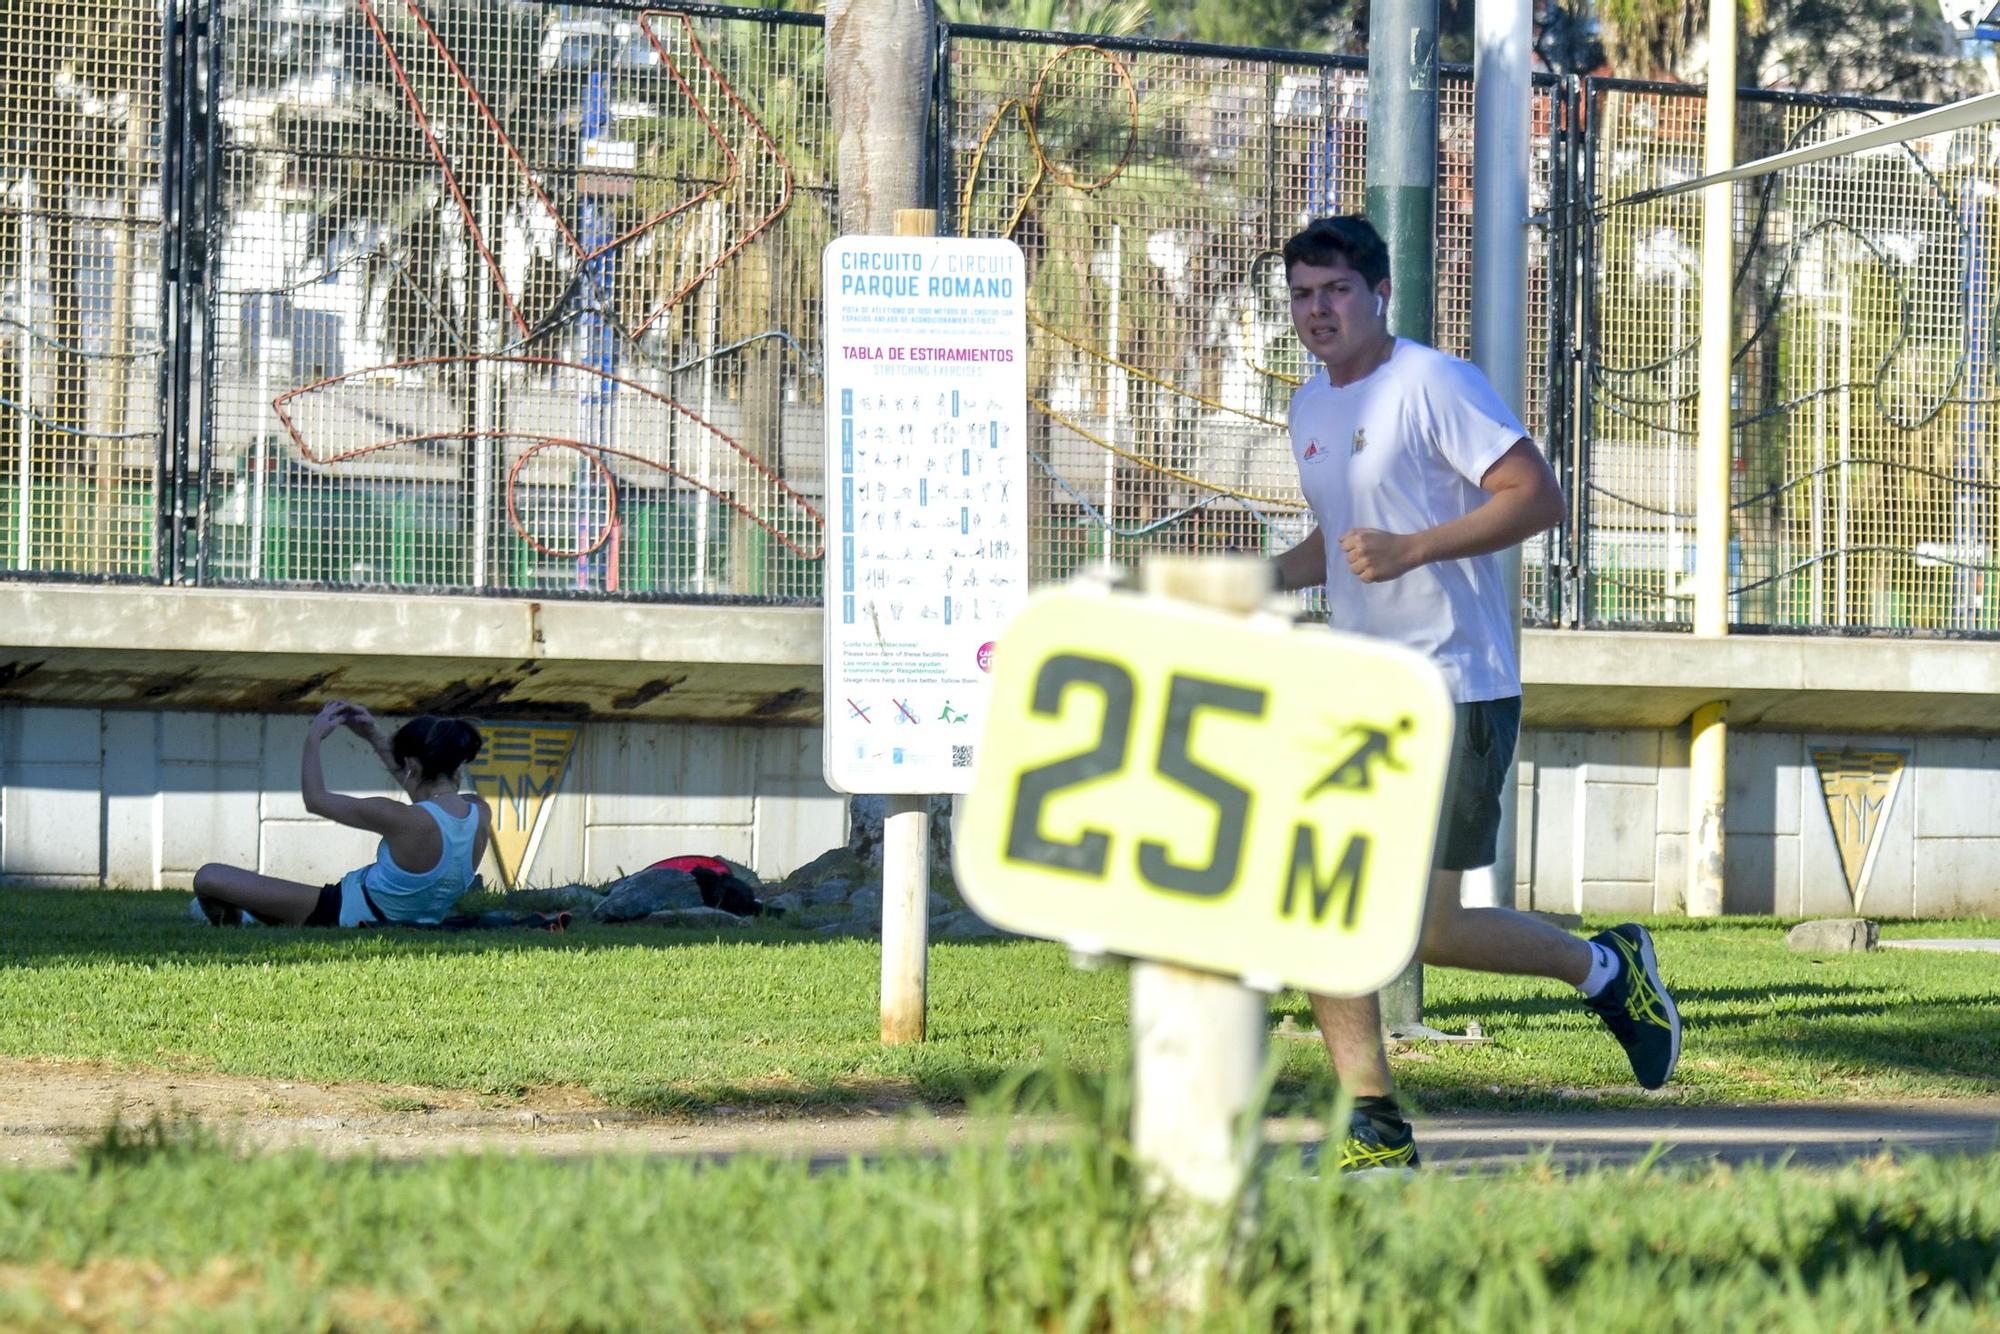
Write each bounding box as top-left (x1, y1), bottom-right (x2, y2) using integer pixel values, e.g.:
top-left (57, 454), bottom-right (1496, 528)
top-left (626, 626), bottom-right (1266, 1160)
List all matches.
top-left (1271, 215), bottom-right (1682, 1170)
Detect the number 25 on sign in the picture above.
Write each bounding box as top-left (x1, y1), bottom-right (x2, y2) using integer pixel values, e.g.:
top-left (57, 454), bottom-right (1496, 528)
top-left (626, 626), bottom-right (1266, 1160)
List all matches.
top-left (953, 589), bottom-right (1455, 997)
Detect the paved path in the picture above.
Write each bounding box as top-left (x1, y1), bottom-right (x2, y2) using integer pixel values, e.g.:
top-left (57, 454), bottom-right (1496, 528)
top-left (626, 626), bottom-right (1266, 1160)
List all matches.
top-left (8, 1098), bottom-right (1997, 1173)
top-left (1399, 1100), bottom-right (2000, 1170)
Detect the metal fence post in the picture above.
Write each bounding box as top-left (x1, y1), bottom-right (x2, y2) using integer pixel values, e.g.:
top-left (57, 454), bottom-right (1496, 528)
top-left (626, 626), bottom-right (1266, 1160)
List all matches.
top-left (1689, 0), bottom-right (1738, 918)
top-left (189, 0), bottom-right (222, 586)
top-left (1468, 0), bottom-right (1531, 911)
top-left (1367, 0), bottom-right (1438, 1030)
top-left (1572, 77), bottom-right (1601, 626)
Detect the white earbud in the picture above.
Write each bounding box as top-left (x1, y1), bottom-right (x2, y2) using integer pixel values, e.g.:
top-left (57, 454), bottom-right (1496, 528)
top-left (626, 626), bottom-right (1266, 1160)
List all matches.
top-left (1374, 294), bottom-right (1387, 318)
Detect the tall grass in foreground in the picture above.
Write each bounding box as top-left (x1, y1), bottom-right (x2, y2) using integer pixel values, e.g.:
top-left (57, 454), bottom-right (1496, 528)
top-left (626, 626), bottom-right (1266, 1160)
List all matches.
top-left (1, 1103), bottom-right (1996, 1331)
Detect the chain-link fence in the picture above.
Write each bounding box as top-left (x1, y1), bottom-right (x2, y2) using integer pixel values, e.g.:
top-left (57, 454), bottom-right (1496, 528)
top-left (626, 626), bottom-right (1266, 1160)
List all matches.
top-left (941, 30), bottom-right (1561, 621)
top-left (200, 0), bottom-right (831, 598)
top-left (1575, 78), bottom-right (2000, 634)
top-left (8, 9), bottom-right (2000, 637)
top-left (0, 0), bottom-right (166, 580)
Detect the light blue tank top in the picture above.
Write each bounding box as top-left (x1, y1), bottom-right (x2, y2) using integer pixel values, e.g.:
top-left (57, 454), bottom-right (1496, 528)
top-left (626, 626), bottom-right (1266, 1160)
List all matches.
top-left (355, 799), bottom-right (481, 924)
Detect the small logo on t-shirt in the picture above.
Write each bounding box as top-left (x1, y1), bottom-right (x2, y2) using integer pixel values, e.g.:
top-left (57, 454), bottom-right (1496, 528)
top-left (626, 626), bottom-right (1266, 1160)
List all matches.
top-left (1301, 438), bottom-right (1327, 464)
top-left (1351, 427), bottom-right (1368, 455)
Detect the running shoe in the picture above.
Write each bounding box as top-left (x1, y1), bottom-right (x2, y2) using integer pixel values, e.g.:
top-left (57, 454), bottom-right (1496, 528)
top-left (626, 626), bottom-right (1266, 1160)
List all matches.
top-left (1337, 1110), bottom-right (1421, 1173)
top-left (1583, 923), bottom-right (1682, 1088)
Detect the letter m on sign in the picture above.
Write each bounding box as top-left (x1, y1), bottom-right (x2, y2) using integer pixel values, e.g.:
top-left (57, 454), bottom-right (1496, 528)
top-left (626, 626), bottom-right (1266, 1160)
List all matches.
top-left (1281, 827), bottom-right (1370, 928)
top-left (495, 772), bottom-right (557, 832)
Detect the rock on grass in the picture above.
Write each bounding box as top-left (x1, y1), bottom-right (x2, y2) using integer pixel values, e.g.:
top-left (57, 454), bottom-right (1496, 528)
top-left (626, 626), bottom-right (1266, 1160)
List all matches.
top-left (1785, 918), bottom-right (1879, 954)
top-left (591, 868), bottom-right (704, 923)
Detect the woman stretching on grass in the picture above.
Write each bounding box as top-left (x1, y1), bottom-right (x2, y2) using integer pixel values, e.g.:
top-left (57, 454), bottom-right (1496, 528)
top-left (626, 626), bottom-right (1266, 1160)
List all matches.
top-left (193, 703), bottom-right (491, 928)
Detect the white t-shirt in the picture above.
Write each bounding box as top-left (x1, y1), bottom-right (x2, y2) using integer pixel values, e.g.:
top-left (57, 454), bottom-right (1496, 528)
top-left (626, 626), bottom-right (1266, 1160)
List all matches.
top-left (1288, 339), bottom-right (1526, 703)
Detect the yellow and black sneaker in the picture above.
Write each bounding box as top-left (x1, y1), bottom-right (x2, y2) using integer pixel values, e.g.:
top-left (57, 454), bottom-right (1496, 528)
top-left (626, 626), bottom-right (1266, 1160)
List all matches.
top-left (1337, 1111), bottom-right (1420, 1173)
top-left (1584, 923), bottom-right (1682, 1089)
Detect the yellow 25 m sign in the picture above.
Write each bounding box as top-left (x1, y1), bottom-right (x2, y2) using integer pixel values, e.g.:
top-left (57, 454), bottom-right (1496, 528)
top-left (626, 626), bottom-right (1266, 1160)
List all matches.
top-left (953, 589), bottom-right (1455, 998)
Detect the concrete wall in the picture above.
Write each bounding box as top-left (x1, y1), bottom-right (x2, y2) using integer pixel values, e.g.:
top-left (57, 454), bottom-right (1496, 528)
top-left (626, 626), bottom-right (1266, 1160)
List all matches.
top-left (1515, 728), bottom-right (2000, 918)
top-left (8, 698), bottom-right (2000, 917)
top-left (0, 707), bottom-right (845, 891)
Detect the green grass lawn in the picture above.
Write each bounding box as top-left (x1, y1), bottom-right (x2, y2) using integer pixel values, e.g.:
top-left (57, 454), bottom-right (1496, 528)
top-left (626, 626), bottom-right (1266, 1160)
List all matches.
top-left (1, 889), bottom-right (1996, 1112)
top-left (0, 1120), bottom-right (1996, 1330)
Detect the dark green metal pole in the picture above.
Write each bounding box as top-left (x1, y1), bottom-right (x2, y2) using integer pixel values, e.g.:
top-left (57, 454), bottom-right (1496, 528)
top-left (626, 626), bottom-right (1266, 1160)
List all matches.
top-left (1366, 0), bottom-right (1438, 1034)
top-left (1366, 0), bottom-right (1439, 345)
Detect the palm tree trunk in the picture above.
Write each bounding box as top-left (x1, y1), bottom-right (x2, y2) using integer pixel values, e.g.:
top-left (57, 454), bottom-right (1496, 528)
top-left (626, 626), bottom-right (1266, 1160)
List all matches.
top-left (826, 0), bottom-right (934, 234)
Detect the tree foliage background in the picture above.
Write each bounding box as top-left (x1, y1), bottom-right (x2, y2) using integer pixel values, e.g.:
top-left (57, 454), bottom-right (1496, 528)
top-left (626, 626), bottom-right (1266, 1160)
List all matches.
top-left (934, 0), bottom-right (1985, 99)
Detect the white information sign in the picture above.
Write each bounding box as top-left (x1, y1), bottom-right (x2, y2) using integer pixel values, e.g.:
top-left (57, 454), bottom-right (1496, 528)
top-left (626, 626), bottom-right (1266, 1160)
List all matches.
top-left (822, 235), bottom-right (1029, 796)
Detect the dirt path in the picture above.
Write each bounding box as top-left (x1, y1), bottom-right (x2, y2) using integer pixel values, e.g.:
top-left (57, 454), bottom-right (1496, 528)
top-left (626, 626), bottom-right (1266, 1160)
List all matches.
top-left (0, 1056), bottom-right (987, 1168)
top-left (4, 1057), bottom-right (1997, 1172)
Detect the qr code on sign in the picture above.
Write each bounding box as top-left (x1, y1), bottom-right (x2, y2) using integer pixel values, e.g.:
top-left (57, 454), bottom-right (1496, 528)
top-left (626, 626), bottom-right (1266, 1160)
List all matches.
top-left (952, 745), bottom-right (974, 768)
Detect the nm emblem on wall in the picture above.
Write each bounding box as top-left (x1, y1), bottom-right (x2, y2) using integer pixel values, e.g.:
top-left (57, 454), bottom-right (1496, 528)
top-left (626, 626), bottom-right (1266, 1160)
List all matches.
top-left (464, 725), bottom-right (579, 889)
top-left (1811, 746), bottom-right (1907, 913)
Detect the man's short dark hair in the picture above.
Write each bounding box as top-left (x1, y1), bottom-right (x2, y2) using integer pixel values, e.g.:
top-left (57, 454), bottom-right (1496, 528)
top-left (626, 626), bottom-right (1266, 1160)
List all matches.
top-left (1283, 215), bottom-right (1391, 288)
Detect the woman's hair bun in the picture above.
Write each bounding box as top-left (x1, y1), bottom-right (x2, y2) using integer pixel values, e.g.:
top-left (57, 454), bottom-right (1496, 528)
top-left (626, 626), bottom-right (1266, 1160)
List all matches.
top-left (390, 715), bottom-right (485, 782)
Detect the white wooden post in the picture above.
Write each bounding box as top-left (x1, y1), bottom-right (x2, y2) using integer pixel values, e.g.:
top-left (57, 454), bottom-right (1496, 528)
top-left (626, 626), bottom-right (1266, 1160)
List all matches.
top-left (953, 551), bottom-right (1450, 1303)
top-left (878, 207), bottom-right (941, 1047)
top-left (1131, 962), bottom-right (1269, 1204)
top-left (1130, 558), bottom-right (1272, 1226)
top-left (881, 793), bottom-right (931, 1044)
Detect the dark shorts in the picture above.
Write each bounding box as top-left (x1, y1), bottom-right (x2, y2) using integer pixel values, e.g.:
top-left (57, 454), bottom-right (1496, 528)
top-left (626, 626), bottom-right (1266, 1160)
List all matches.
top-left (1433, 696), bottom-right (1521, 873)
top-left (303, 882), bottom-right (343, 928)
